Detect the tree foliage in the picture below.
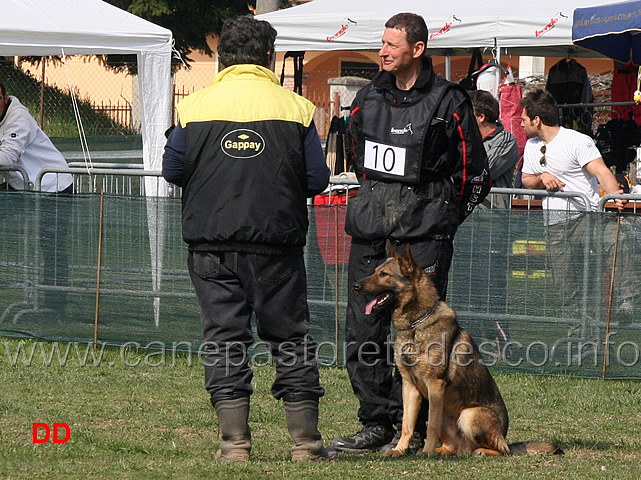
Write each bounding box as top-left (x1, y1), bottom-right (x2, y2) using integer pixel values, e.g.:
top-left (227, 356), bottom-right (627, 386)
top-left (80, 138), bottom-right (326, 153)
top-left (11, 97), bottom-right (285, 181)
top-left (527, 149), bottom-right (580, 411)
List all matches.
top-left (101, 0), bottom-right (258, 73)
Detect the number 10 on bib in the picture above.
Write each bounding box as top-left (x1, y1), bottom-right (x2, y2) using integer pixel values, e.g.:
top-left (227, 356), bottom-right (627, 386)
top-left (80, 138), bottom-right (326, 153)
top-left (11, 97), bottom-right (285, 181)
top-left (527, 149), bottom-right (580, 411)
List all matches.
top-left (364, 140), bottom-right (406, 177)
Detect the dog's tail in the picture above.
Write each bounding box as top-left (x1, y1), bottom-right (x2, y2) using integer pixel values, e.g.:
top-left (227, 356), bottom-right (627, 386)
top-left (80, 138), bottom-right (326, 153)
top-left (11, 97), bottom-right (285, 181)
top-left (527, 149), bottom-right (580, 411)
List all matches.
top-left (509, 441), bottom-right (564, 456)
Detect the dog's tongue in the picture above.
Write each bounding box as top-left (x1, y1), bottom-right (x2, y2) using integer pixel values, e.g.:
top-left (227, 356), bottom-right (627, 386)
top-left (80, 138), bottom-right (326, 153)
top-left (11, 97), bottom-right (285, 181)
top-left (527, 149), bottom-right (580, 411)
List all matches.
top-left (365, 294), bottom-right (386, 315)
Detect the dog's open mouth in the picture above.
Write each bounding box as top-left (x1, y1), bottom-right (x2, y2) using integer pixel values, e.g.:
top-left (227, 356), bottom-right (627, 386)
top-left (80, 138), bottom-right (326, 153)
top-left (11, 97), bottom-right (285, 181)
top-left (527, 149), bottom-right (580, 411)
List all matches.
top-left (365, 292), bottom-right (394, 315)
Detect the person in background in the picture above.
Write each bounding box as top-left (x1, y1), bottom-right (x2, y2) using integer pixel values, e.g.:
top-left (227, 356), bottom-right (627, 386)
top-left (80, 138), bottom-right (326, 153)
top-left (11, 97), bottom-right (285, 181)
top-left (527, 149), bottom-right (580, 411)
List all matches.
top-left (331, 12), bottom-right (491, 455)
top-left (0, 82), bottom-right (72, 193)
top-left (162, 15), bottom-right (336, 462)
top-left (470, 89), bottom-right (519, 209)
top-left (520, 88), bottom-right (635, 332)
top-left (458, 89), bottom-right (520, 354)
top-left (0, 81), bottom-right (74, 318)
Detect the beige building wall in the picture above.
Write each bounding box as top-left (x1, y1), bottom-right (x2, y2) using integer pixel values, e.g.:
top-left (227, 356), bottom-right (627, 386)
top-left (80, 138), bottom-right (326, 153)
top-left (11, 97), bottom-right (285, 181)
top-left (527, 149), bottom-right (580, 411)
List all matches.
top-left (18, 56), bottom-right (133, 106)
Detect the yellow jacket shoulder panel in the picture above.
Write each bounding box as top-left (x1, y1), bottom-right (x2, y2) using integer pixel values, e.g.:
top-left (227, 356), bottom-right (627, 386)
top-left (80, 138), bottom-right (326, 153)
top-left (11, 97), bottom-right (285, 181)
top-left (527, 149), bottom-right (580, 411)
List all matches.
top-left (176, 65), bottom-right (315, 128)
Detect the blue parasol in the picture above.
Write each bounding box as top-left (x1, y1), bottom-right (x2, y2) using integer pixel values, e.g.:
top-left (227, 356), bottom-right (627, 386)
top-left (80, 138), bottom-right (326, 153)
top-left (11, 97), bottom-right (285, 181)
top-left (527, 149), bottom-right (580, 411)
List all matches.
top-left (573, 0), bottom-right (641, 64)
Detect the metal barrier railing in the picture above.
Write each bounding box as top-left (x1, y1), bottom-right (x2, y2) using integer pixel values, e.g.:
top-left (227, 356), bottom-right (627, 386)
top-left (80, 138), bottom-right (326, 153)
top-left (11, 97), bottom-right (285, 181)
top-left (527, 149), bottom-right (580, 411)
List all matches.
top-left (598, 193), bottom-right (641, 212)
top-left (62, 150), bottom-right (143, 162)
top-left (10, 164), bottom-right (641, 207)
top-left (489, 187), bottom-right (591, 210)
top-left (0, 166), bottom-right (33, 191)
top-left (67, 162), bottom-right (144, 169)
top-left (35, 167), bottom-right (182, 198)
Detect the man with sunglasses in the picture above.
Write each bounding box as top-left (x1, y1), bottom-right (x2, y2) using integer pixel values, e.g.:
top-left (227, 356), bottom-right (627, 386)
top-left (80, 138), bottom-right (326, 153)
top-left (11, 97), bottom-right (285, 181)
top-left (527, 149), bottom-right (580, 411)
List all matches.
top-left (520, 88), bottom-right (634, 330)
top-left (520, 89), bottom-right (622, 205)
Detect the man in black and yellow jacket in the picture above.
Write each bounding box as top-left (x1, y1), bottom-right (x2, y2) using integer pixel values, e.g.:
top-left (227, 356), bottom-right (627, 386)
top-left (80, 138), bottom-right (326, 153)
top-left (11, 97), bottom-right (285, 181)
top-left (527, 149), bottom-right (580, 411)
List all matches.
top-left (162, 15), bottom-right (335, 463)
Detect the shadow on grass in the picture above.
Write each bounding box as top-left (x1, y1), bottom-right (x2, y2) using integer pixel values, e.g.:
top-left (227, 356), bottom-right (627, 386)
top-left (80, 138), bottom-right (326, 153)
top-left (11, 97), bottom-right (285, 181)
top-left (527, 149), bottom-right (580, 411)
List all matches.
top-left (330, 451), bottom-right (478, 463)
top-left (561, 438), bottom-right (616, 452)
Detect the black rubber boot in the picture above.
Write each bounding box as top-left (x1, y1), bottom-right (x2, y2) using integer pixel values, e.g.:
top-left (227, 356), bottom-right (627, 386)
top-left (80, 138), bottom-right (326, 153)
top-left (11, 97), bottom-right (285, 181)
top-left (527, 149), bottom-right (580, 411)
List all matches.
top-left (284, 399), bottom-right (338, 462)
top-left (214, 397), bottom-right (251, 462)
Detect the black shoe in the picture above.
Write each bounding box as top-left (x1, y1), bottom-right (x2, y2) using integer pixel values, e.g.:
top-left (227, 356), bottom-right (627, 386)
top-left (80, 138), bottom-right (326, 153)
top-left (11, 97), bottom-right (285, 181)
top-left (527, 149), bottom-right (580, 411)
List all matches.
top-left (379, 430), bottom-right (424, 456)
top-left (331, 425), bottom-right (394, 453)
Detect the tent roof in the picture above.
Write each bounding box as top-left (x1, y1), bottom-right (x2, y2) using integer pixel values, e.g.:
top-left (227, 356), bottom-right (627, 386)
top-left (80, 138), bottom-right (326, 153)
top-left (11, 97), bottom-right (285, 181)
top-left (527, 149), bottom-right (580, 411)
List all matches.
top-left (258, 0), bottom-right (625, 57)
top-left (0, 0), bottom-right (172, 56)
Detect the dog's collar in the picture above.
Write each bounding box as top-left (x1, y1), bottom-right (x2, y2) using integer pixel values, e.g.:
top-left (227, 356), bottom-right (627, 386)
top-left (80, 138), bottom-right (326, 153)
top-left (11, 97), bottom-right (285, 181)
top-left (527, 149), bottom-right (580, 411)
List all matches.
top-left (397, 301), bottom-right (441, 331)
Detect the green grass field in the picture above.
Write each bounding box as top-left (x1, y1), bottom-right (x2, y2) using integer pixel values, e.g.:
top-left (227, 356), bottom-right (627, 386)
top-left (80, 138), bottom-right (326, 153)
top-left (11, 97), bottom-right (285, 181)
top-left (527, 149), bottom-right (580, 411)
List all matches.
top-left (1, 337), bottom-right (641, 479)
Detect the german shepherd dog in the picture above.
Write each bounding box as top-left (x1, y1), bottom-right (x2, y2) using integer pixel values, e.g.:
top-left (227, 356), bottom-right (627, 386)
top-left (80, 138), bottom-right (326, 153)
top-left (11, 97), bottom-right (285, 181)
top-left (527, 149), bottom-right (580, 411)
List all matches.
top-left (354, 242), bottom-right (563, 457)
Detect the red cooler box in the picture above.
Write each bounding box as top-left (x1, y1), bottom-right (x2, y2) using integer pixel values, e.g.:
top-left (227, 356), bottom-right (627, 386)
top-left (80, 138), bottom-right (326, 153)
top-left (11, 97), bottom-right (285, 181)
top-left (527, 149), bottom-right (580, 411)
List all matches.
top-left (313, 189), bottom-right (357, 265)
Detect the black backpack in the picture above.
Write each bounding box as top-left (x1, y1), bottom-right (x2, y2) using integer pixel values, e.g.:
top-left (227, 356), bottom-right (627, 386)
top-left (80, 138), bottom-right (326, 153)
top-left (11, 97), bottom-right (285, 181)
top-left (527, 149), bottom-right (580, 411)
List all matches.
top-left (459, 48), bottom-right (483, 92)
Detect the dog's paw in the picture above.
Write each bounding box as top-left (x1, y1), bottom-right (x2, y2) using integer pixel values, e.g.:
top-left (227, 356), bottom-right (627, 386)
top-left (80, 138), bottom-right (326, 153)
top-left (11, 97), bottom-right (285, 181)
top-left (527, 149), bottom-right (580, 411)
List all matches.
top-left (382, 448), bottom-right (405, 458)
top-left (421, 446), bottom-right (437, 456)
top-left (435, 445), bottom-right (455, 456)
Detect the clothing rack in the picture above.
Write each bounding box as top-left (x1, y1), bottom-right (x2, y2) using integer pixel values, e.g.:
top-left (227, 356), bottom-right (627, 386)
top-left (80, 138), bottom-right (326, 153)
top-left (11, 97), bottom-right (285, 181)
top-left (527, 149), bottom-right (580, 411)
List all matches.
top-left (557, 101), bottom-right (638, 128)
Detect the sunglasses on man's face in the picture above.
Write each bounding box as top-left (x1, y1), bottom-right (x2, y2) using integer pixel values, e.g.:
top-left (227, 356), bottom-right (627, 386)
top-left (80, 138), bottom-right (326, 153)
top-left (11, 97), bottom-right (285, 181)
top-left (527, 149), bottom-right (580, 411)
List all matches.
top-left (540, 145), bottom-right (546, 166)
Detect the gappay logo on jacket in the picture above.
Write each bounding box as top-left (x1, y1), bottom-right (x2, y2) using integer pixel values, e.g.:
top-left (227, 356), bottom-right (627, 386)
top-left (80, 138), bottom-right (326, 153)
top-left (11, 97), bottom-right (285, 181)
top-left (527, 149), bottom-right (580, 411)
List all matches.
top-left (221, 129), bottom-right (265, 158)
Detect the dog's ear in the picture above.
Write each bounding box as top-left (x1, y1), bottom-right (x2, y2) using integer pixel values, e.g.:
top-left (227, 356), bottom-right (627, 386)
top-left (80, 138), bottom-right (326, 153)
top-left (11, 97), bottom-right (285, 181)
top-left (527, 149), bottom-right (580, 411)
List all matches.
top-left (399, 244), bottom-right (418, 277)
top-left (386, 240), bottom-right (399, 259)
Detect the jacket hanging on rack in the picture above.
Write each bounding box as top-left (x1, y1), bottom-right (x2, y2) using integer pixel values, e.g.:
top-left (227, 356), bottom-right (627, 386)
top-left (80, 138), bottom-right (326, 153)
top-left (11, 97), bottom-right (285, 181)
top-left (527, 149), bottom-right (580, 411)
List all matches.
top-left (325, 115), bottom-right (347, 175)
top-left (546, 58), bottom-right (594, 136)
top-left (611, 64), bottom-right (641, 126)
top-left (459, 48), bottom-right (484, 92)
top-left (499, 84), bottom-right (526, 157)
top-left (595, 118), bottom-right (640, 173)
top-left (500, 84), bottom-right (527, 188)
top-left (280, 51), bottom-right (305, 95)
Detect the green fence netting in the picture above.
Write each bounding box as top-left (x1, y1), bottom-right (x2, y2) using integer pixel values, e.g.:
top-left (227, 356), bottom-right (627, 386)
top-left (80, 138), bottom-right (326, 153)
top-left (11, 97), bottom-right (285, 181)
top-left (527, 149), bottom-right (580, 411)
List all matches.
top-left (1, 191), bottom-right (640, 378)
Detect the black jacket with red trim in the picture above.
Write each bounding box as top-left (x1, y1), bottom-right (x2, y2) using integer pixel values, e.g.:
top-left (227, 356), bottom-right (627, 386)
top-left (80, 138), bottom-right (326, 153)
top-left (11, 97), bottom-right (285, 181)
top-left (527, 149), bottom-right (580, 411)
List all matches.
top-left (345, 57), bottom-right (490, 241)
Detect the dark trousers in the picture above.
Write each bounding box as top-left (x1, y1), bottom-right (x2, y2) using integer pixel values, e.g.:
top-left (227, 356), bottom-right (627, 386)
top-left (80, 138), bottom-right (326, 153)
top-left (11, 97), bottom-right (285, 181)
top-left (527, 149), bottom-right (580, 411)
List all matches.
top-left (188, 250), bottom-right (325, 406)
top-left (1, 185), bottom-right (73, 314)
top-left (39, 185), bottom-right (74, 314)
top-left (345, 238), bottom-right (453, 433)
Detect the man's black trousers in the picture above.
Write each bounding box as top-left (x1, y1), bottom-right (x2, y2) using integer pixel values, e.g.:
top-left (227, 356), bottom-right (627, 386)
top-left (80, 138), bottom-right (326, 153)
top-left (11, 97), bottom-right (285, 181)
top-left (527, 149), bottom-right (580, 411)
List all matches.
top-left (188, 250), bottom-right (325, 406)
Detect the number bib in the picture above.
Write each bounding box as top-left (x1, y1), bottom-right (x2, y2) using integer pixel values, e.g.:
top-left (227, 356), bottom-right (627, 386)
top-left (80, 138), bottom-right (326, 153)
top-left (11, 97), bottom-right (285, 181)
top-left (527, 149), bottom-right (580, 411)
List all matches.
top-left (364, 140), bottom-right (407, 177)
top-left (358, 81), bottom-right (453, 184)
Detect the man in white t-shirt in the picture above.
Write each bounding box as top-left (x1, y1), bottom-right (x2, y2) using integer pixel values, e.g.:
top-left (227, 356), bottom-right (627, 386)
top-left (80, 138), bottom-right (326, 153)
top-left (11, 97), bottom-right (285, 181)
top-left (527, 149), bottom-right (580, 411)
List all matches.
top-left (520, 88), bottom-right (635, 328)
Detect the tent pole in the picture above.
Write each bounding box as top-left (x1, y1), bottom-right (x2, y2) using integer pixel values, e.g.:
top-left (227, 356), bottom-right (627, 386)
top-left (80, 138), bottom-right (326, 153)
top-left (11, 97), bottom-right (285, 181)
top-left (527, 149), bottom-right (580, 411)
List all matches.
top-left (94, 189), bottom-right (105, 352)
top-left (445, 55), bottom-right (451, 81)
top-left (494, 39), bottom-right (501, 97)
top-left (39, 58), bottom-right (45, 129)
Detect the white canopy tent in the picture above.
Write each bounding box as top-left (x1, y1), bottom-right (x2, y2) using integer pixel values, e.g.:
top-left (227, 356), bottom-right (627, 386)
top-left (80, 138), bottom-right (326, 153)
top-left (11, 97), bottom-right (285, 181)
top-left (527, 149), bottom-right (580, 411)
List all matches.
top-left (0, 0), bottom-right (173, 326)
top-left (0, 0), bottom-right (173, 179)
top-left (258, 0), bottom-right (624, 57)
